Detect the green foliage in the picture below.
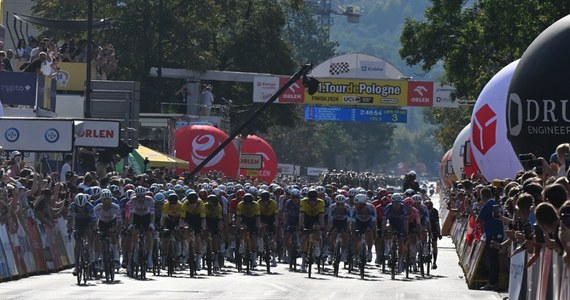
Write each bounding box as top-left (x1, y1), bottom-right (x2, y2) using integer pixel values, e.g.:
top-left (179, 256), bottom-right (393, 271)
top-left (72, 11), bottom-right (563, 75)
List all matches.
top-left (400, 0), bottom-right (570, 150)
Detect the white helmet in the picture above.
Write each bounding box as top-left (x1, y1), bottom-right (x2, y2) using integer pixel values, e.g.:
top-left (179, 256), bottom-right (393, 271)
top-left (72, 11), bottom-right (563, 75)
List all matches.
top-left (291, 189), bottom-right (301, 197)
top-left (348, 188), bottom-right (358, 197)
top-left (316, 186), bottom-right (326, 194)
top-left (335, 194), bottom-right (346, 203)
top-left (100, 189), bottom-right (113, 199)
top-left (355, 194), bottom-right (368, 204)
top-left (213, 187), bottom-right (222, 196)
top-left (75, 193), bottom-right (88, 207)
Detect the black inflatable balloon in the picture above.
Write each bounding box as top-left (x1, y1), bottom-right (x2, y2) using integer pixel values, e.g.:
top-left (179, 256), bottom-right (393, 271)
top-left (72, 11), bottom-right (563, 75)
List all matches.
top-left (507, 15), bottom-right (570, 160)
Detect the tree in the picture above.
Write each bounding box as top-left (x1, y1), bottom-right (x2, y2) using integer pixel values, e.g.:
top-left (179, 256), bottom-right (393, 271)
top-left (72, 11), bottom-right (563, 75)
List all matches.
top-left (400, 0), bottom-right (570, 149)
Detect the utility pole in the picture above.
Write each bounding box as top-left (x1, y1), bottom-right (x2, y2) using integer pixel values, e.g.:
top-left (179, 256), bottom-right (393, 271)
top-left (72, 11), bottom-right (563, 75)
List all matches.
top-left (85, 0), bottom-right (93, 118)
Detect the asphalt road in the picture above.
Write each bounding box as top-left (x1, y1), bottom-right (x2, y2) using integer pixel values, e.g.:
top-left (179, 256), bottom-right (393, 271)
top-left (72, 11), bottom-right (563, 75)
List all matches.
top-left (0, 194), bottom-right (504, 300)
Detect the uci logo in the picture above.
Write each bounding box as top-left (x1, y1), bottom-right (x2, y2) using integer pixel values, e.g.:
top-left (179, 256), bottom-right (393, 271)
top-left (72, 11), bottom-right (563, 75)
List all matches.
top-left (507, 93), bottom-right (523, 137)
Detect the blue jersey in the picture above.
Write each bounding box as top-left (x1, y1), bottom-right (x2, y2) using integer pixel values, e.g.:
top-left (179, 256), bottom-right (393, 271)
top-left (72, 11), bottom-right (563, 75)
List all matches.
top-left (383, 203), bottom-right (409, 232)
top-left (68, 202), bottom-right (96, 222)
top-left (350, 203), bottom-right (377, 222)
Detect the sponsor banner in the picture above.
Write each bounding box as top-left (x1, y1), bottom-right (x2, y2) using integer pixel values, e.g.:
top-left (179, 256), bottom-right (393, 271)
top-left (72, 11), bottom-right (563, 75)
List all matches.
top-left (304, 78), bottom-right (408, 106)
top-left (278, 163), bottom-right (295, 175)
top-left (307, 167), bottom-right (328, 176)
top-left (359, 60), bottom-right (385, 74)
top-left (0, 72), bottom-right (37, 106)
top-left (74, 120), bottom-right (120, 148)
top-left (407, 81), bottom-right (434, 106)
top-left (278, 78), bottom-right (305, 103)
top-left (245, 169), bottom-right (259, 177)
top-left (0, 119), bottom-right (73, 152)
top-left (433, 84), bottom-right (460, 108)
top-left (239, 154), bottom-right (263, 170)
top-left (304, 106), bottom-right (407, 123)
top-left (55, 62), bottom-right (86, 92)
top-left (253, 77), bottom-right (304, 103)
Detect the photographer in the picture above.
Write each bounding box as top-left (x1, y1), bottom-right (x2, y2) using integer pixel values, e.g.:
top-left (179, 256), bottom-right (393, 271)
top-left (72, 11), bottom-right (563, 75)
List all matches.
top-left (402, 171), bottom-right (420, 193)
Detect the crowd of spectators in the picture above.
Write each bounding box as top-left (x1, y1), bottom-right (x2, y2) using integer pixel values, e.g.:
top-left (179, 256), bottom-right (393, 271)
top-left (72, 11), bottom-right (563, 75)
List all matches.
top-left (322, 170), bottom-right (404, 191)
top-left (0, 36), bottom-right (117, 79)
top-left (443, 142), bottom-right (570, 291)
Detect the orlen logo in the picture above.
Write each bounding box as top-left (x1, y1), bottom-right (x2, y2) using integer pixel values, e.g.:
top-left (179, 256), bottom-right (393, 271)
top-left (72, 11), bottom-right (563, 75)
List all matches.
top-left (254, 151), bottom-right (272, 177)
top-left (507, 93), bottom-right (523, 137)
top-left (473, 104), bottom-right (497, 155)
top-left (191, 135), bottom-right (225, 167)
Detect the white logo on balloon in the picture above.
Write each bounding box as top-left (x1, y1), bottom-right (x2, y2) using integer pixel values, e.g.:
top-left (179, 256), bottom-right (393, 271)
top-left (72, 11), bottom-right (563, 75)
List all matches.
top-left (191, 135), bottom-right (225, 167)
top-left (471, 60), bottom-right (522, 181)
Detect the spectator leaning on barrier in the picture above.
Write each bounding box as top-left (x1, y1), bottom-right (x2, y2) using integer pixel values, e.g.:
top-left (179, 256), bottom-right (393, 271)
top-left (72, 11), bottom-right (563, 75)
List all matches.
top-left (477, 186), bottom-right (504, 291)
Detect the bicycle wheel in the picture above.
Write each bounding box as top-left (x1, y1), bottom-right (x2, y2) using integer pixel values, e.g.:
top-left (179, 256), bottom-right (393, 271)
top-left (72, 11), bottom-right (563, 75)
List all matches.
top-left (76, 241), bottom-right (83, 285)
top-left (333, 241), bottom-right (341, 277)
top-left (139, 237), bottom-right (147, 279)
top-left (206, 251), bottom-right (213, 276)
top-left (418, 242), bottom-right (425, 278)
top-left (264, 234), bottom-right (271, 274)
top-left (188, 238), bottom-right (196, 277)
top-left (152, 239), bottom-right (160, 276)
top-left (405, 251), bottom-right (410, 279)
top-left (359, 245), bottom-right (366, 280)
top-left (390, 240), bottom-right (397, 280)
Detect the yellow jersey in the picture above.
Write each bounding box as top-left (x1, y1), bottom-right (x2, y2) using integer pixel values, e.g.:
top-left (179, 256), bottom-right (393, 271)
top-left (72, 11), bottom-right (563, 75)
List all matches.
top-left (162, 201), bottom-right (183, 219)
top-left (300, 198), bottom-right (325, 217)
top-left (181, 199), bottom-right (206, 218)
top-left (204, 203), bottom-right (223, 219)
top-left (237, 201), bottom-right (260, 218)
top-left (258, 199), bottom-right (278, 217)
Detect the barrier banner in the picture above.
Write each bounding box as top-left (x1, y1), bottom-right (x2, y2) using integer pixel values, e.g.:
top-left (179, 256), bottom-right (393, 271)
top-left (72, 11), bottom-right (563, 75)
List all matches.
top-left (0, 72), bottom-right (38, 106)
top-left (509, 245), bottom-right (526, 300)
top-left (7, 216), bottom-right (28, 274)
top-left (0, 224), bottom-right (18, 277)
top-left (23, 217), bottom-right (48, 272)
top-left (36, 223), bottom-right (56, 271)
top-left (44, 225), bottom-right (63, 269)
top-left (0, 225), bottom-right (11, 279)
top-left (57, 218), bottom-right (74, 265)
top-left (537, 248), bottom-right (552, 300)
top-left (14, 218), bottom-right (36, 274)
top-left (551, 253), bottom-right (562, 300)
top-left (560, 264), bottom-right (569, 300)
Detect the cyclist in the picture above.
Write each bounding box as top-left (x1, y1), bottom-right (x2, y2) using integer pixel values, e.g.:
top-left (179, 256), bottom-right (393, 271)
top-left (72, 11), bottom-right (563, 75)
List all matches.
top-left (327, 194), bottom-right (350, 263)
top-left (94, 189), bottom-right (122, 268)
top-left (160, 193), bottom-right (183, 265)
top-left (425, 200), bottom-right (442, 269)
top-left (204, 194), bottom-right (224, 268)
top-left (228, 189), bottom-right (246, 260)
top-left (236, 193), bottom-right (261, 268)
top-left (126, 186), bottom-right (155, 268)
top-left (383, 193), bottom-right (409, 273)
top-left (67, 193), bottom-right (96, 276)
top-left (179, 191), bottom-right (206, 271)
top-left (119, 188), bottom-right (135, 268)
top-left (258, 190), bottom-right (279, 267)
top-left (282, 188), bottom-right (301, 264)
top-left (299, 189), bottom-right (325, 272)
top-left (373, 194), bottom-right (391, 266)
top-left (350, 193), bottom-right (377, 263)
top-left (403, 197), bottom-right (421, 272)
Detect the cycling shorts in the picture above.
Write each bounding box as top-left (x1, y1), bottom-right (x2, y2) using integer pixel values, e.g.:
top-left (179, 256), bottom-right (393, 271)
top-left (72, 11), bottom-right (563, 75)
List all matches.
top-left (303, 215), bottom-right (319, 230)
top-left (354, 219), bottom-right (372, 233)
top-left (331, 219), bottom-right (348, 233)
top-left (75, 217), bottom-right (92, 231)
top-left (164, 218), bottom-right (179, 231)
top-left (260, 215), bottom-right (276, 234)
top-left (98, 219), bottom-right (116, 233)
top-left (241, 216), bottom-right (257, 233)
top-left (133, 213), bottom-right (151, 231)
top-left (206, 218), bottom-right (220, 235)
top-left (184, 214), bottom-right (202, 233)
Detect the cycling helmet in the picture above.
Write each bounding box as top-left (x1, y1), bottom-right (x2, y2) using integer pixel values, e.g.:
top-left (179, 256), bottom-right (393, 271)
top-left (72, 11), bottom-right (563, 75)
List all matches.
top-left (218, 184), bottom-right (226, 192)
top-left (355, 194), bottom-right (368, 204)
top-left (146, 191), bottom-right (154, 197)
top-left (83, 187), bottom-right (92, 196)
top-left (301, 187), bottom-right (309, 195)
top-left (274, 186), bottom-right (284, 196)
top-left (124, 184), bottom-right (135, 191)
top-left (260, 190), bottom-right (271, 200)
top-left (226, 184), bottom-right (235, 193)
top-left (249, 187), bottom-right (258, 195)
top-left (407, 171), bottom-right (417, 179)
top-left (154, 192), bottom-right (166, 202)
top-left (213, 187), bottom-right (222, 196)
top-left (198, 189), bottom-right (208, 200)
top-left (100, 189), bottom-right (113, 199)
top-left (134, 186), bottom-right (147, 196)
top-left (184, 188), bottom-right (195, 196)
top-left (404, 189), bottom-right (415, 197)
top-left (335, 194), bottom-right (347, 203)
top-left (236, 189), bottom-right (246, 198)
top-left (75, 193), bottom-right (88, 207)
top-left (260, 184), bottom-right (269, 191)
top-left (243, 193), bottom-right (254, 204)
top-left (167, 194), bottom-right (179, 203)
top-left (165, 189), bottom-right (176, 196)
top-left (125, 190), bottom-right (135, 200)
top-left (339, 190), bottom-right (349, 197)
top-left (307, 189), bottom-right (318, 199)
top-left (348, 188), bottom-right (358, 197)
top-left (109, 185), bottom-right (120, 194)
top-left (207, 194), bottom-right (219, 204)
top-left (234, 183), bottom-right (243, 190)
top-left (165, 183), bottom-right (174, 190)
top-left (391, 193), bottom-right (403, 203)
top-left (366, 190), bottom-right (374, 198)
top-left (315, 186), bottom-right (326, 194)
top-left (176, 180), bottom-right (184, 186)
top-left (378, 188), bottom-right (388, 198)
top-left (186, 191), bottom-right (199, 202)
top-left (203, 183), bottom-right (212, 192)
top-left (403, 197), bottom-right (414, 207)
top-left (425, 200), bottom-right (434, 209)
top-left (290, 189), bottom-right (301, 198)
top-left (412, 194), bottom-right (423, 203)
top-left (183, 185), bottom-right (190, 191)
top-left (174, 184), bottom-right (183, 191)
top-left (149, 184), bottom-right (159, 194)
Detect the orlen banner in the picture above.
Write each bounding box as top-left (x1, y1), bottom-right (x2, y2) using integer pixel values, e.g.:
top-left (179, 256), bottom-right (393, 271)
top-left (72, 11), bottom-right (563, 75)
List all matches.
top-left (305, 78), bottom-right (408, 107)
top-left (471, 60), bottom-right (523, 181)
top-left (239, 135), bottom-right (277, 183)
top-left (451, 123), bottom-right (474, 180)
top-left (74, 120), bottom-right (120, 148)
top-left (176, 125), bottom-right (239, 178)
top-left (252, 77), bottom-right (305, 103)
top-left (507, 15), bottom-right (570, 159)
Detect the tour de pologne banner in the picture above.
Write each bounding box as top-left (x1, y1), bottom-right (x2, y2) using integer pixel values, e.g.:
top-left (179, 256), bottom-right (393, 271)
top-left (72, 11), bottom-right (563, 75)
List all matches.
top-left (253, 77), bottom-right (447, 107)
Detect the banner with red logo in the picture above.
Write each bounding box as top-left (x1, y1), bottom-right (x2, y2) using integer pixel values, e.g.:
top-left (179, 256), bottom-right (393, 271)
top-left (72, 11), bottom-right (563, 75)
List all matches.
top-left (407, 81), bottom-right (433, 106)
top-left (74, 120), bottom-right (120, 148)
top-left (176, 125), bottom-right (239, 178)
top-left (238, 135), bottom-right (278, 183)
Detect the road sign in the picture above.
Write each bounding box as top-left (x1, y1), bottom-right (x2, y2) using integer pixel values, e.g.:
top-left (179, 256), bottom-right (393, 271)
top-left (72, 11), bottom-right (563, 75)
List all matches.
top-left (304, 106), bottom-right (407, 123)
